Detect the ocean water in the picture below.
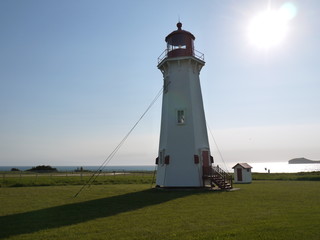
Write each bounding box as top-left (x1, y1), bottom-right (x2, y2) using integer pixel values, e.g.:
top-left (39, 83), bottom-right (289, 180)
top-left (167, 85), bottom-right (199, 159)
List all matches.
top-left (224, 161), bottom-right (320, 173)
top-left (0, 165), bottom-right (156, 172)
top-left (1, 162), bottom-right (319, 173)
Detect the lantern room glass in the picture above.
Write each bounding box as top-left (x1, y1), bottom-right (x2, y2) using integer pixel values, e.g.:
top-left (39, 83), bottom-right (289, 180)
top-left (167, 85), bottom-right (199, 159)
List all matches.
top-left (166, 33), bottom-right (194, 58)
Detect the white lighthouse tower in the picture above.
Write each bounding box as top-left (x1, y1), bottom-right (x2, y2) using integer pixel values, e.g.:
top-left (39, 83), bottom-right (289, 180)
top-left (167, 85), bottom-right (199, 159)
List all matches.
top-left (155, 22), bottom-right (213, 188)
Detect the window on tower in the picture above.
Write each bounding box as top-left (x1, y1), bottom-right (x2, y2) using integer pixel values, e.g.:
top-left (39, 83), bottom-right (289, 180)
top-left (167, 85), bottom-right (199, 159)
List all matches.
top-left (159, 149), bottom-right (165, 165)
top-left (177, 110), bottom-right (185, 124)
top-left (167, 33), bottom-right (187, 52)
top-left (164, 76), bottom-right (169, 93)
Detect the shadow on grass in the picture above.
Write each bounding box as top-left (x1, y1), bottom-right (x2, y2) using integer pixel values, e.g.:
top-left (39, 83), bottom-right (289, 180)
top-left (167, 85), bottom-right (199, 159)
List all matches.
top-left (0, 188), bottom-right (200, 238)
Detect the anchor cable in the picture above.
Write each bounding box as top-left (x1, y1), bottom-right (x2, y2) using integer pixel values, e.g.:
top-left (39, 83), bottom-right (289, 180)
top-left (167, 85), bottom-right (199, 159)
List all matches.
top-left (207, 124), bottom-right (230, 173)
top-left (74, 86), bottom-right (164, 197)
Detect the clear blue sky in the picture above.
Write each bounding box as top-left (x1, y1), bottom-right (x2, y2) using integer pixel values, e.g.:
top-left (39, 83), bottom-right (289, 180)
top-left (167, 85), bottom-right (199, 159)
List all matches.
top-left (1, 0), bottom-right (319, 168)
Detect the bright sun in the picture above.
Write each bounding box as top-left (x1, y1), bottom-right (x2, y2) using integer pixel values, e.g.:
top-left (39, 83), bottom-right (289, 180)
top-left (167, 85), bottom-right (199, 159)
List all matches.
top-left (248, 2), bottom-right (297, 49)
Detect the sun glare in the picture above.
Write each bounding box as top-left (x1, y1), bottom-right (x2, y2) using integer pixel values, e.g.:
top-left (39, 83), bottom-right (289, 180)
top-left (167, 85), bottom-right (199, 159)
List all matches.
top-left (248, 2), bottom-right (297, 49)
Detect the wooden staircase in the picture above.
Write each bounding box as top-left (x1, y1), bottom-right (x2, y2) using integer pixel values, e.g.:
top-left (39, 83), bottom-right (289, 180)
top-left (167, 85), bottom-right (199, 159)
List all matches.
top-left (203, 166), bottom-right (233, 190)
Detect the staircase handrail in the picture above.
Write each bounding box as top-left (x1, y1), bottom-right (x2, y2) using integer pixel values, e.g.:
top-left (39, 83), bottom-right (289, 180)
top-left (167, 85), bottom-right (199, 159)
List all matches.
top-left (212, 166), bottom-right (233, 188)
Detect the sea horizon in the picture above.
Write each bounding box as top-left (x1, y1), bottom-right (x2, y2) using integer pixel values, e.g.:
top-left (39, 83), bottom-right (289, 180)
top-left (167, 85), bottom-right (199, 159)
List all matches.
top-left (1, 161), bottom-right (320, 173)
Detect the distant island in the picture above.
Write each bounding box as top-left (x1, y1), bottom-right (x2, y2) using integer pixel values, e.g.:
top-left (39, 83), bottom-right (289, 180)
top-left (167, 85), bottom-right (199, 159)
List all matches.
top-left (288, 158), bottom-right (320, 164)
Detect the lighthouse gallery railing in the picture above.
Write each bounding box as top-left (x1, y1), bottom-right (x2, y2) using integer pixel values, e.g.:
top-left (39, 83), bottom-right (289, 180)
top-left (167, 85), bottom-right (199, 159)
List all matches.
top-left (157, 49), bottom-right (205, 64)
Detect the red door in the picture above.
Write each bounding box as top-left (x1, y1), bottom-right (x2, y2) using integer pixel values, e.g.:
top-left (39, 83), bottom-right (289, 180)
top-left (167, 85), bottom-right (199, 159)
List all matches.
top-left (237, 168), bottom-right (243, 181)
top-left (202, 151), bottom-right (209, 167)
top-left (202, 150), bottom-right (210, 176)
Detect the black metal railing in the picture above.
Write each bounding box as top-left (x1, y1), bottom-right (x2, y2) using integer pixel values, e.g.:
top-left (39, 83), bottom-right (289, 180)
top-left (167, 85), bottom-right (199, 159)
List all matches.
top-left (157, 49), bottom-right (205, 64)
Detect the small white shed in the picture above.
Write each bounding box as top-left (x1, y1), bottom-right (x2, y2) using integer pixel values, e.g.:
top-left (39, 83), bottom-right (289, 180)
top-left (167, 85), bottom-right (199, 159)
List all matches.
top-left (232, 163), bottom-right (252, 183)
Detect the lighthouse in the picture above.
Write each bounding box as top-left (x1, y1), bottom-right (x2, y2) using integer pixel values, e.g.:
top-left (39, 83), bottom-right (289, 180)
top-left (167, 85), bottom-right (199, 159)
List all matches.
top-left (155, 22), bottom-right (213, 188)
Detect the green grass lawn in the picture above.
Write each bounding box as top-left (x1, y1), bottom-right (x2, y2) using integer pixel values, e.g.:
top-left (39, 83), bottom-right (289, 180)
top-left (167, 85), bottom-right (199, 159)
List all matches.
top-left (0, 172), bottom-right (155, 187)
top-left (1, 171), bottom-right (319, 188)
top-left (0, 181), bottom-right (319, 240)
top-left (253, 171), bottom-right (320, 181)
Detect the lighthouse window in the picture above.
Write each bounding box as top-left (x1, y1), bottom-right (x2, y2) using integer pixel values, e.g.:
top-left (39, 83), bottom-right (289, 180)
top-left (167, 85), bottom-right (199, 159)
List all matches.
top-left (159, 150), bottom-right (165, 165)
top-left (177, 110), bottom-right (185, 124)
top-left (164, 76), bottom-right (169, 93)
top-left (167, 33), bottom-right (187, 52)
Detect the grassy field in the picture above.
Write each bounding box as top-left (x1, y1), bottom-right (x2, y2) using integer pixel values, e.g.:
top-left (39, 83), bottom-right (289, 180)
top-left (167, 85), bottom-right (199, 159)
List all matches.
top-left (0, 180), bottom-right (319, 240)
top-left (253, 171), bottom-right (320, 181)
top-left (0, 171), bottom-right (155, 187)
top-left (1, 171), bottom-right (319, 188)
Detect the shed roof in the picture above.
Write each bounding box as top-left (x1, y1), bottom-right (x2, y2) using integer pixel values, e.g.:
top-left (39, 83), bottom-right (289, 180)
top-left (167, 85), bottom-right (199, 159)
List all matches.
top-left (232, 163), bottom-right (252, 169)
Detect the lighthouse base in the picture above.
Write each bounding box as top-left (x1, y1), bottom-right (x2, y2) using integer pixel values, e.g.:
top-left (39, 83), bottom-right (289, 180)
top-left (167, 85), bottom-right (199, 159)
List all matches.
top-left (154, 185), bottom-right (234, 191)
top-left (155, 166), bottom-right (233, 190)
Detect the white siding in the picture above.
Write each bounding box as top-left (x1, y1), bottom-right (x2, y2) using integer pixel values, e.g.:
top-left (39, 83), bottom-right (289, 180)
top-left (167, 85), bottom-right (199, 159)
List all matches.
top-left (156, 56), bottom-right (209, 187)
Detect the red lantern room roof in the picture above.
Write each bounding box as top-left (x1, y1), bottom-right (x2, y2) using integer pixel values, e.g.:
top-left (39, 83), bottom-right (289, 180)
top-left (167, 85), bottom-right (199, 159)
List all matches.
top-left (165, 22), bottom-right (195, 42)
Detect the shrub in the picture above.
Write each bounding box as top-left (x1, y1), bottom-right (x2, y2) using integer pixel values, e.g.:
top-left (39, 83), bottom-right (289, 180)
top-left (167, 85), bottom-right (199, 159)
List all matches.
top-left (26, 165), bottom-right (57, 173)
